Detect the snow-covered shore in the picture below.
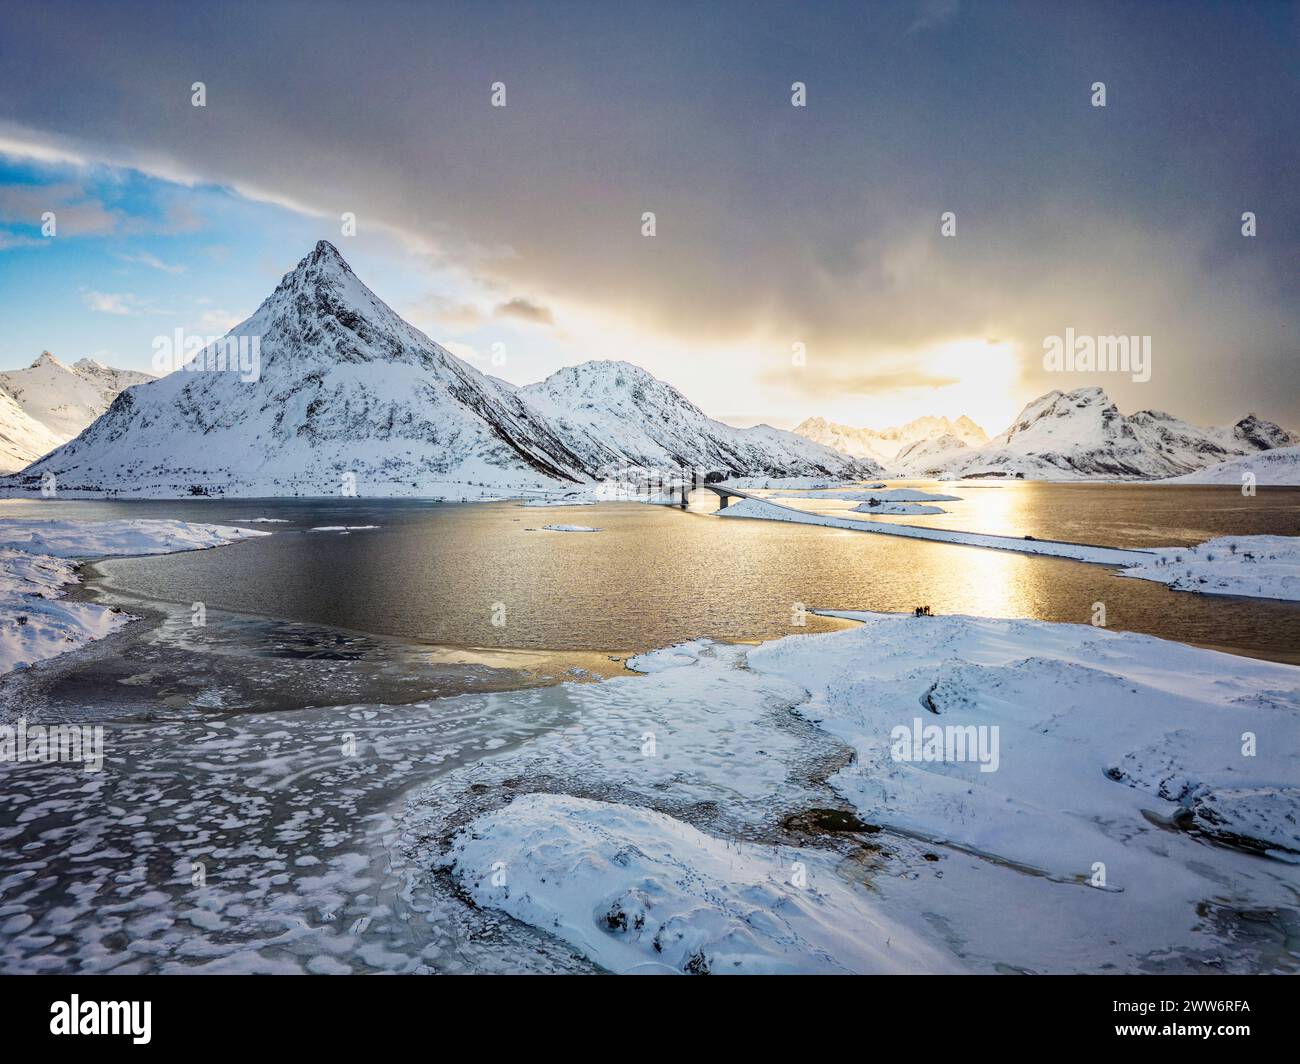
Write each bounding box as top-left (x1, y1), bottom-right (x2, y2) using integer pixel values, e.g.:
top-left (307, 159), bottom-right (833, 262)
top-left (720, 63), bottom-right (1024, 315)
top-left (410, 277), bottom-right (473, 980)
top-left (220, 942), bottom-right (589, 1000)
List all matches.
top-left (754, 612), bottom-right (1300, 863)
top-left (0, 519), bottom-right (267, 674)
top-left (1118, 535), bottom-right (1300, 601)
top-left (442, 614), bottom-right (1300, 973)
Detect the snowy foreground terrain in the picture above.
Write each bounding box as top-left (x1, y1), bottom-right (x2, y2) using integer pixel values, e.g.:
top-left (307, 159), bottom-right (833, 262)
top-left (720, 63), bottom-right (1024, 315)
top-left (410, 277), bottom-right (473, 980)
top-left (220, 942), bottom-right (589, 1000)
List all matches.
top-left (0, 519), bottom-right (266, 673)
top-left (440, 617), bottom-right (1300, 973)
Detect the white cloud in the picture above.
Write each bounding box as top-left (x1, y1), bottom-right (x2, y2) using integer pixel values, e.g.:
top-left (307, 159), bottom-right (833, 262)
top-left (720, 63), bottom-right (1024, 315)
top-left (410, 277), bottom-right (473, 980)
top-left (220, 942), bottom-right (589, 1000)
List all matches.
top-left (121, 250), bottom-right (186, 274)
top-left (82, 290), bottom-right (144, 316)
top-left (195, 308), bottom-right (240, 333)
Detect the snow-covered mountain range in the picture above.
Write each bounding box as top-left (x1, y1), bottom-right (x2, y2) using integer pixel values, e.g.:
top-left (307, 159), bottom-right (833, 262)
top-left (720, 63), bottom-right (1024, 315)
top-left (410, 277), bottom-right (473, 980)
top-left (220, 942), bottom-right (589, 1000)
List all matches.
top-left (890, 433), bottom-right (976, 476)
top-left (0, 352), bottom-right (153, 473)
top-left (3, 242), bottom-right (869, 497)
top-left (800, 388), bottom-right (1297, 481)
top-left (521, 362), bottom-right (877, 478)
top-left (794, 414), bottom-right (987, 464)
top-left (942, 388), bottom-right (1296, 480)
top-left (7, 241), bottom-right (1291, 494)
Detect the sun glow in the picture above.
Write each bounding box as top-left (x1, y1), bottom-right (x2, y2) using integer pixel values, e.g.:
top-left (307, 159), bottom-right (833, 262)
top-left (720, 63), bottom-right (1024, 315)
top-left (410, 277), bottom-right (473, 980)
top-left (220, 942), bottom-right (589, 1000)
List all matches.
top-left (916, 338), bottom-right (1023, 433)
top-left (799, 337), bottom-right (1025, 434)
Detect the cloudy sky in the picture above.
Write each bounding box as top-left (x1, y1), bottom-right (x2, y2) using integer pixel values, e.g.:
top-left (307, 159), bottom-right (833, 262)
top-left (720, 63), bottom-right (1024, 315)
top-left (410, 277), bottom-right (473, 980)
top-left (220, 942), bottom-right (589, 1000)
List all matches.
top-left (0, 0), bottom-right (1295, 434)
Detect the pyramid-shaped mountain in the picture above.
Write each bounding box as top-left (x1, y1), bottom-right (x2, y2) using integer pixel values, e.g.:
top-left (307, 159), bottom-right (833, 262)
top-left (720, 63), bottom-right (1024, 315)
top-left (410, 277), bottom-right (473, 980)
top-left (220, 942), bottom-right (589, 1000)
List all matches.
top-left (10, 242), bottom-right (866, 497)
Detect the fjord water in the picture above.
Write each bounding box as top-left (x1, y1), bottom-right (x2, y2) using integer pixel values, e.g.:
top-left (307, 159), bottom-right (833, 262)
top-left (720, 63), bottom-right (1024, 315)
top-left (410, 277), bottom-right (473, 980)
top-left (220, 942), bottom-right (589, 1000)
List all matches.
top-left (6, 481), bottom-right (1298, 663)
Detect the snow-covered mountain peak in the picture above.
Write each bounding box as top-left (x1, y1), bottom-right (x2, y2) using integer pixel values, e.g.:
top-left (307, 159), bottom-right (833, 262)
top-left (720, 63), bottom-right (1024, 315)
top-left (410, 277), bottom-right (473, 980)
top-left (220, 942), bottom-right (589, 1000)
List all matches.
top-left (530, 360), bottom-right (708, 419)
top-left (1231, 413), bottom-right (1296, 450)
top-left (996, 387), bottom-right (1122, 447)
top-left (521, 360), bottom-right (873, 479)
top-left (939, 386), bottom-right (1297, 480)
top-left (227, 240), bottom-right (467, 381)
top-left (0, 352), bottom-right (153, 470)
top-left (30, 350), bottom-right (68, 371)
top-left (272, 239), bottom-right (358, 296)
top-left (952, 415), bottom-right (986, 439)
top-left (309, 238), bottom-right (350, 267)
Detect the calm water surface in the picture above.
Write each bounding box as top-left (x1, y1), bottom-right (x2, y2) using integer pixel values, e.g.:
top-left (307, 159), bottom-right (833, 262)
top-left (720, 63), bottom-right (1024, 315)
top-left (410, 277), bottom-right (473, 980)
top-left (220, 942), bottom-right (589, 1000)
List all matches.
top-left (3, 481), bottom-right (1298, 664)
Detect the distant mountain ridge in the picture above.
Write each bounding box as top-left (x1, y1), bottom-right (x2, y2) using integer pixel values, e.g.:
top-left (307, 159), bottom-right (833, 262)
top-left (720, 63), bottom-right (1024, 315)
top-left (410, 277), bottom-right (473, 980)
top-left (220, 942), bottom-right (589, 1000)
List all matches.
top-left (794, 414), bottom-right (987, 464)
top-left (4, 242), bottom-right (871, 497)
top-left (797, 388), bottom-right (1297, 481)
top-left (946, 388), bottom-right (1296, 480)
top-left (0, 351), bottom-right (153, 473)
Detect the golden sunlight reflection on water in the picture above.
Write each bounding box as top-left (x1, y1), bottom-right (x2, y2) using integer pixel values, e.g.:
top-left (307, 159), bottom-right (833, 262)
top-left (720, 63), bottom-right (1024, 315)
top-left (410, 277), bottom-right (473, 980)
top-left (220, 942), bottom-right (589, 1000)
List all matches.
top-left (29, 483), bottom-right (1300, 665)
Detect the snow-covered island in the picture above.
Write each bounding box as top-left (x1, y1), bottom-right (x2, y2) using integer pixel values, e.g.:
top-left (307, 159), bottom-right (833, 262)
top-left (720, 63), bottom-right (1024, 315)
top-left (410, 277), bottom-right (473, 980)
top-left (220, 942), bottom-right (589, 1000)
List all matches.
top-left (0, 519), bottom-right (267, 674)
top-left (765, 486), bottom-right (961, 516)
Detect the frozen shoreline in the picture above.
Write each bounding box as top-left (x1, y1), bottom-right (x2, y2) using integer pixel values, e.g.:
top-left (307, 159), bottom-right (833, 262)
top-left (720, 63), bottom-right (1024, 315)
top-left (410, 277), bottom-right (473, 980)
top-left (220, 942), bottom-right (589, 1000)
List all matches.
top-left (0, 519), bottom-right (268, 675)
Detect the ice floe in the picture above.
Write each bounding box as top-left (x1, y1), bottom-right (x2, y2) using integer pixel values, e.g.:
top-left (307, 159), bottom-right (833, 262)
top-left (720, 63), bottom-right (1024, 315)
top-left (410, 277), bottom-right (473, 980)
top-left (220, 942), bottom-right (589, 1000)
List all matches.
top-left (850, 500), bottom-right (947, 515)
top-left (776, 488), bottom-right (961, 502)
